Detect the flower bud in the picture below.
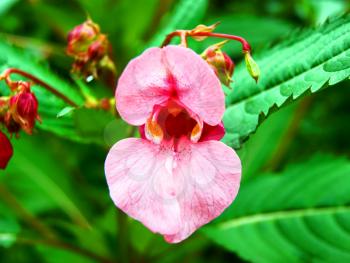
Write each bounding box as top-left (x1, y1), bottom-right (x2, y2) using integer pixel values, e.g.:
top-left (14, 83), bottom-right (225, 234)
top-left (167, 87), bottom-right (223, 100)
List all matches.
top-left (0, 131), bottom-right (13, 169)
top-left (67, 19), bottom-right (100, 58)
top-left (66, 19), bottom-right (116, 80)
top-left (202, 41), bottom-right (235, 86)
top-left (244, 51), bottom-right (260, 83)
top-left (8, 82), bottom-right (40, 135)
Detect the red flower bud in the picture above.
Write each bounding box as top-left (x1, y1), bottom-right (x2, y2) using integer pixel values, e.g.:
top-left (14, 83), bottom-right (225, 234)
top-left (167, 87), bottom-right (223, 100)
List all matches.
top-left (0, 131), bottom-right (13, 169)
top-left (8, 82), bottom-right (40, 135)
top-left (67, 19), bottom-right (100, 58)
top-left (202, 41), bottom-right (235, 86)
top-left (66, 19), bottom-right (116, 79)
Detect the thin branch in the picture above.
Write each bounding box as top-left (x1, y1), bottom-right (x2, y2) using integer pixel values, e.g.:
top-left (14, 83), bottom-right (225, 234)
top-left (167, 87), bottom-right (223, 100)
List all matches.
top-left (161, 31), bottom-right (251, 52)
top-left (17, 236), bottom-right (115, 263)
top-left (1, 68), bottom-right (78, 107)
top-left (0, 184), bottom-right (56, 240)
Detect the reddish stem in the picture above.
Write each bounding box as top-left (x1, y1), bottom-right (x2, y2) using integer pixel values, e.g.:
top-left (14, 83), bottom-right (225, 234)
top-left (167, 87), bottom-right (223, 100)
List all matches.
top-left (192, 32), bottom-right (251, 52)
top-left (161, 31), bottom-right (183, 47)
top-left (161, 31), bottom-right (251, 52)
top-left (1, 68), bottom-right (78, 107)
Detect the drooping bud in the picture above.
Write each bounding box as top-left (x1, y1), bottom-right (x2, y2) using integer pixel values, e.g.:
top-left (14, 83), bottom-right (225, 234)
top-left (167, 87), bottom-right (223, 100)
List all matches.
top-left (8, 82), bottom-right (40, 135)
top-left (244, 51), bottom-right (260, 83)
top-left (201, 41), bottom-right (235, 86)
top-left (0, 131), bottom-right (13, 169)
top-left (66, 19), bottom-right (116, 81)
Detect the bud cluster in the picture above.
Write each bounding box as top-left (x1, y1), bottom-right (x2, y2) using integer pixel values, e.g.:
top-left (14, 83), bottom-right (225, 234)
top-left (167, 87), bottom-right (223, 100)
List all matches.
top-left (0, 81), bottom-right (40, 169)
top-left (66, 19), bottom-right (116, 79)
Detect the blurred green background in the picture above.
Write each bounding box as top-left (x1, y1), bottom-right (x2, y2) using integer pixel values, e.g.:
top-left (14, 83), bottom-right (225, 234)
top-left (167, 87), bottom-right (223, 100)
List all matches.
top-left (0, 0), bottom-right (350, 262)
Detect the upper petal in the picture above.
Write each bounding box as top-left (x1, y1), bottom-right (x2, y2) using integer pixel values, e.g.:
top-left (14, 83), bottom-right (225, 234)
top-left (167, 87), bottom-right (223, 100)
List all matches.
top-left (163, 46), bottom-right (225, 125)
top-left (116, 46), bottom-right (224, 126)
top-left (116, 48), bottom-right (171, 126)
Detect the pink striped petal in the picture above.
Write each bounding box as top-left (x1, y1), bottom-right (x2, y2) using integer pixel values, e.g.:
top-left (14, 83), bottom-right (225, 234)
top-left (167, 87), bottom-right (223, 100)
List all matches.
top-left (105, 138), bottom-right (241, 242)
top-left (164, 140), bottom-right (241, 243)
top-left (164, 46), bottom-right (225, 126)
top-left (116, 46), bottom-right (224, 126)
top-left (116, 48), bottom-right (170, 126)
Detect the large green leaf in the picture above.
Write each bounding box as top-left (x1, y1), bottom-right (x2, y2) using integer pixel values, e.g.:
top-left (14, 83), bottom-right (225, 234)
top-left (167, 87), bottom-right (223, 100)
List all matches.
top-left (204, 154), bottom-right (350, 262)
top-left (223, 15), bottom-right (350, 149)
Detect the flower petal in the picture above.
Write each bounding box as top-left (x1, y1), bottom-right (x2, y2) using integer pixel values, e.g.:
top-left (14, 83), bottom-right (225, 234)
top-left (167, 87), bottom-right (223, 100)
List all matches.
top-left (163, 46), bottom-right (225, 125)
top-left (105, 138), bottom-right (241, 243)
top-left (116, 46), bottom-right (224, 126)
top-left (105, 138), bottom-right (183, 235)
top-left (200, 122), bottom-right (225, 142)
top-left (116, 48), bottom-right (171, 126)
top-left (164, 140), bottom-right (241, 243)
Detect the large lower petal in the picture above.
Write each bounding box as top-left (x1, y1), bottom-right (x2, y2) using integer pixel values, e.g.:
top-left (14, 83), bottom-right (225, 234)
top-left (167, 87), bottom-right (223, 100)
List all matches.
top-left (164, 140), bottom-right (241, 243)
top-left (116, 46), bottom-right (224, 126)
top-left (105, 138), bottom-right (183, 235)
top-left (105, 138), bottom-right (241, 243)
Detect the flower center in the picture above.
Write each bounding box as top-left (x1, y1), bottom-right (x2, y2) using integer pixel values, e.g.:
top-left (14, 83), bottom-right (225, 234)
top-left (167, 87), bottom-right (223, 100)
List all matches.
top-left (145, 102), bottom-right (202, 145)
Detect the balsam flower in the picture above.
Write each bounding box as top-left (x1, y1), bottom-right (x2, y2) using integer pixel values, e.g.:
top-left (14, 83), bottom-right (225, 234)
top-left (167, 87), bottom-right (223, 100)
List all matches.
top-left (105, 46), bottom-right (241, 243)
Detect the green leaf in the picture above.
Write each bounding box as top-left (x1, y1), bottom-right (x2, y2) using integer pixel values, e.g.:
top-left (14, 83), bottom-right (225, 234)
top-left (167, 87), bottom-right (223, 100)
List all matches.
top-left (147, 0), bottom-right (208, 47)
top-left (0, 217), bottom-right (20, 248)
top-left (237, 102), bottom-right (298, 179)
top-left (57, 106), bottom-right (76, 118)
top-left (0, 0), bottom-right (18, 16)
top-left (204, 154), bottom-right (350, 262)
top-left (73, 108), bottom-right (123, 146)
top-left (191, 14), bottom-right (293, 56)
top-left (4, 135), bottom-right (90, 228)
top-left (223, 15), bottom-right (350, 149)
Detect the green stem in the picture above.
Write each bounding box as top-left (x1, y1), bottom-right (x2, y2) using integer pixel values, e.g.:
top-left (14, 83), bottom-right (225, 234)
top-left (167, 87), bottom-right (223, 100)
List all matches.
top-left (17, 236), bottom-right (115, 263)
top-left (117, 209), bottom-right (129, 263)
top-left (0, 184), bottom-right (56, 240)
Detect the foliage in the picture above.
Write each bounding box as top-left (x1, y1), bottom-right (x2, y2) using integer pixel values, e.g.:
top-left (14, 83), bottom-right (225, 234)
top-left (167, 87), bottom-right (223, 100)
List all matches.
top-left (223, 14), bottom-right (350, 149)
top-left (204, 154), bottom-right (350, 262)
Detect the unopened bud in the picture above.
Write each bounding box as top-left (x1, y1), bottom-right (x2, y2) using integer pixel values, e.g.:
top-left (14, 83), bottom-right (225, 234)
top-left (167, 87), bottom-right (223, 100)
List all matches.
top-left (67, 19), bottom-right (100, 57)
top-left (67, 19), bottom-right (116, 80)
top-left (8, 82), bottom-right (40, 135)
top-left (202, 41), bottom-right (235, 86)
top-left (244, 52), bottom-right (260, 83)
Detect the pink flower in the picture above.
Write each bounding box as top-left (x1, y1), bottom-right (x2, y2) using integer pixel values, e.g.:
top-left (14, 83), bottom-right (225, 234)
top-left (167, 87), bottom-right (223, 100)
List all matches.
top-left (105, 46), bottom-right (241, 243)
